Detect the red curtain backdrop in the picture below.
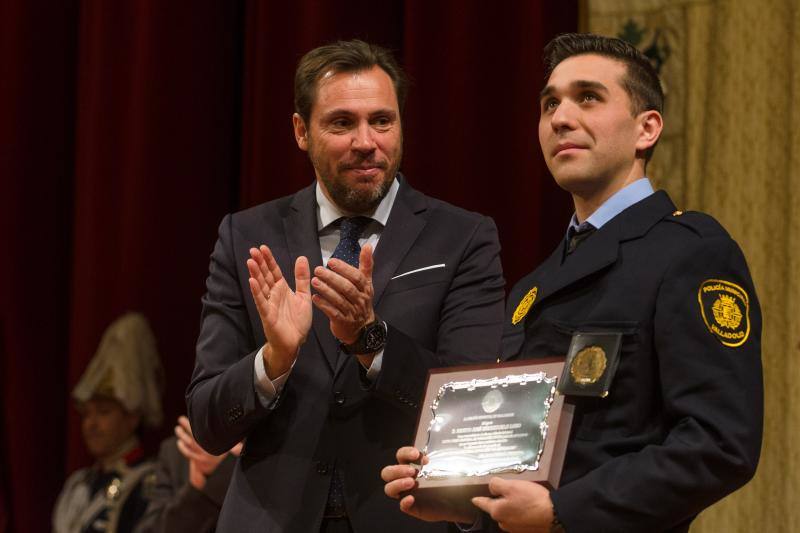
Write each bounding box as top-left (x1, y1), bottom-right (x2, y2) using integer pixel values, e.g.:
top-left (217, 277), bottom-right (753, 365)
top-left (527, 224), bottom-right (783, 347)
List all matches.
top-left (1, 3), bottom-right (79, 533)
top-left (0, 2), bottom-right (577, 531)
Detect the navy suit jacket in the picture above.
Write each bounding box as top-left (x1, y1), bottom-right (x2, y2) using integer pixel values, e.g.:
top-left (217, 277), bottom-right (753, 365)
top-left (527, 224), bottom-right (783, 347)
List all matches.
top-left (187, 176), bottom-right (505, 532)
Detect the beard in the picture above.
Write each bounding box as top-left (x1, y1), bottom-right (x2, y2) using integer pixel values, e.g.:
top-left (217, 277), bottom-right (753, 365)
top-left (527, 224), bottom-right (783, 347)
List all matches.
top-left (311, 141), bottom-right (402, 214)
top-left (319, 169), bottom-right (395, 214)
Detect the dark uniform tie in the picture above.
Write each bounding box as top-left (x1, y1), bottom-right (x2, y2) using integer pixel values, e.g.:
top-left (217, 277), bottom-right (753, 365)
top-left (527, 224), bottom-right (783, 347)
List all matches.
top-left (330, 217), bottom-right (371, 267)
top-left (566, 224), bottom-right (596, 254)
top-left (323, 216), bottom-right (371, 525)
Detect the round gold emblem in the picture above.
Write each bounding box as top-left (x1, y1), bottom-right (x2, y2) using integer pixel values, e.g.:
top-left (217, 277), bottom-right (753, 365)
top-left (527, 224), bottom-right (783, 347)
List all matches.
top-left (570, 346), bottom-right (607, 386)
top-left (711, 294), bottom-right (742, 329)
top-left (511, 287), bottom-right (538, 325)
top-left (698, 279), bottom-right (750, 347)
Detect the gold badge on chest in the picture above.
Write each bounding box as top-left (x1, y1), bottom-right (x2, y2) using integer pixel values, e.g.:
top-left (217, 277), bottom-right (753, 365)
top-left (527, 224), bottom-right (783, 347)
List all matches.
top-left (558, 332), bottom-right (622, 398)
top-left (511, 287), bottom-right (538, 325)
top-left (570, 346), bottom-right (608, 385)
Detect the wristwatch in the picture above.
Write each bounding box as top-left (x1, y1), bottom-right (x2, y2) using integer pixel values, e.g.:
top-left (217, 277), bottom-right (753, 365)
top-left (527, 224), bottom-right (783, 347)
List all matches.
top-left (340, 316), bottom-right (387, 355)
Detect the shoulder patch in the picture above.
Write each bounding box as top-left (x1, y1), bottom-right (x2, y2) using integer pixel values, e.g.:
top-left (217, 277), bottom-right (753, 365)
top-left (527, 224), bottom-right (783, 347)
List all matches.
top-left (512, 287), bottom-right (538, 325)
top-left (698, 279), bottom-right (750, 347)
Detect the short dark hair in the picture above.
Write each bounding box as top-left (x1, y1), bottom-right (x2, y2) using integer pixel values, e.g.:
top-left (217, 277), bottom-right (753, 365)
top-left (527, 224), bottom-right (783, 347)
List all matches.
top-left (543, 33), bottom-right (664, 161)
top-left (294, 39), bottom-right (408, 124)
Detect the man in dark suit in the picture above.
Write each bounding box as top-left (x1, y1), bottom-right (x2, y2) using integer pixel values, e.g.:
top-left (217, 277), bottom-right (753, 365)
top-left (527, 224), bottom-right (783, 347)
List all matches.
top-left (186, 40), bottom-right (505, 532)
top-left (383, 33), bottom-right (762, 533)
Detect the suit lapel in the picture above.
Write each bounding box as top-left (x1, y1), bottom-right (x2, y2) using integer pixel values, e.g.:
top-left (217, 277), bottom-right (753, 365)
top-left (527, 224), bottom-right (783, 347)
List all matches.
top-left (535, 190), bottom-right (676, 307)
top-left (332, 178), bottom-right (427, 376)
top-left (371, 180), bottom-right (427, 307)
top-left (534, 224), bottom-right (620, 307)
top-left (283, 184), bottom-right (340, 372)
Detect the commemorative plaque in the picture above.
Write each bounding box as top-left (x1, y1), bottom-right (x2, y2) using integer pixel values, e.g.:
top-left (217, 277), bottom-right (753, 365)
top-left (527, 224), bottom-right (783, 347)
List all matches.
top-left (411, 359), bottom-right (573, 508)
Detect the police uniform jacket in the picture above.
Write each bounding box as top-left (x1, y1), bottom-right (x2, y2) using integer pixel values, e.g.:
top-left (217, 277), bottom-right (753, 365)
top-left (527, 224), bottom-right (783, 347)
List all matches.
top-left (502, 190), bottom-right (763, 533)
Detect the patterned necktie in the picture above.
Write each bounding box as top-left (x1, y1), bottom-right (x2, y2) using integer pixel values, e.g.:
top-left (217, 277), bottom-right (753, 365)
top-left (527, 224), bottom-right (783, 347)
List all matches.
top-left (330, 216), bottom-right (371, 267)
top-left (323, 216), bottom-right (371, 520)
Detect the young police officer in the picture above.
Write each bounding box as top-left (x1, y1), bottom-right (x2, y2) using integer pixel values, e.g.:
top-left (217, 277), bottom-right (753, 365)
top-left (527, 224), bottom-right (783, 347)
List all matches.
top-left (382, 33), bottom-right (762, 533)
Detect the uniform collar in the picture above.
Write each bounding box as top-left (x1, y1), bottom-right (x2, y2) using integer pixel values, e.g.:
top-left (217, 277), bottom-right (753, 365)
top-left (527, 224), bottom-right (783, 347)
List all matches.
top-left (530, 189), bottom-right (677, 311)
top-left (97, 436), bottom-right (142, 473)
top-left (567, 177), bottom-right (654, 234)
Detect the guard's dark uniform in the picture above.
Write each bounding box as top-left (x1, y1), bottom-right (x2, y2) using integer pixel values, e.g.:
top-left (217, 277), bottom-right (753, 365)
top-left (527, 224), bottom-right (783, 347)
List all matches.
top-left (503, 190), bottom-right (763, 533)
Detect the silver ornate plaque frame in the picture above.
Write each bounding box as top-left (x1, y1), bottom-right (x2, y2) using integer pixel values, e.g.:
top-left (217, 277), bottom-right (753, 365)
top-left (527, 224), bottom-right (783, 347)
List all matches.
top-left (411, 359), bottom-right (573, 505)
top-left (418, 372), bottom-right (558, 480)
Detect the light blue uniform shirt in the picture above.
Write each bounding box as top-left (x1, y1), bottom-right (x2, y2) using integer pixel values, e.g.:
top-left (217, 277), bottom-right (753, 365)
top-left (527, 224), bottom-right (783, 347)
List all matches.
top-left (567, 178), bottom-right (655, 236)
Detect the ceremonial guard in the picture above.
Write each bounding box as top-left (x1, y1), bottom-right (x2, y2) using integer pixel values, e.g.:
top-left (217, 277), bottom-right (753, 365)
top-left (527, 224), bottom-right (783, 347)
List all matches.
top-left (53, 312), bottom-right (164, 533)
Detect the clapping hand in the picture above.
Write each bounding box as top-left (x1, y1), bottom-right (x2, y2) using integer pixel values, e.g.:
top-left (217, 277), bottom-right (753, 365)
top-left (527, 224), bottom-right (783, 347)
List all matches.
top-left (246, 245), bottom-right (312, 378)
top-left (175, 415), bottom-right (242, 490)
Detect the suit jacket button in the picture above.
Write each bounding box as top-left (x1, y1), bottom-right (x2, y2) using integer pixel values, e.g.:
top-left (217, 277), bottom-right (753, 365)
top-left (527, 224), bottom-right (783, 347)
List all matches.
top-left (316, 461), bottom-right (329, 475)
top-left (333, 391), bottom-right (346, 406)
top-left (227, 405), bottom-right (243, 422)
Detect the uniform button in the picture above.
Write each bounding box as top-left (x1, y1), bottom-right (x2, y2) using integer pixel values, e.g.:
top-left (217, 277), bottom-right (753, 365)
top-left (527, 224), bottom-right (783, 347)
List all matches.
top-left (316, 461), bottom-right (330, 475)
top-left (333, 391), bottom-right (346, 406)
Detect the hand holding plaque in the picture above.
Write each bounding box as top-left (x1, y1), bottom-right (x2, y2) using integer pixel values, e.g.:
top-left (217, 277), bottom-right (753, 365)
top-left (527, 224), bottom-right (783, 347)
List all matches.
top-left (382, 447), bottom-right (478, 524)
top-left (408, 359), bottom-right (574, 509)
top-left (382, 446), bottom-right (558, 529)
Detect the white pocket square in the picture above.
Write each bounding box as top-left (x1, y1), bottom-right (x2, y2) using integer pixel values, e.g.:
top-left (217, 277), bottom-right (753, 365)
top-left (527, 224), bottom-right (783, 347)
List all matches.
top-left (391, 264), bottom-right (446, 280)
